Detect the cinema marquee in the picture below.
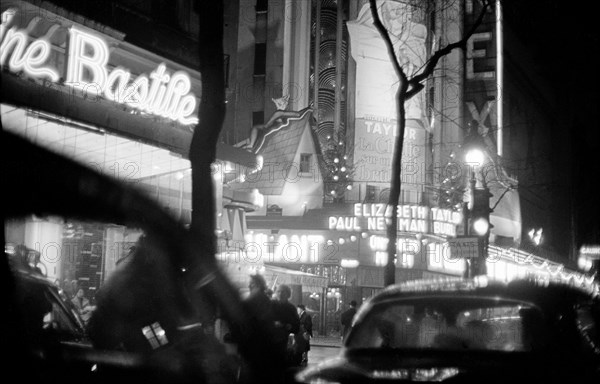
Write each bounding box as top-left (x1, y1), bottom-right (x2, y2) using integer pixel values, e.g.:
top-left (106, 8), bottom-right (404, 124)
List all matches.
top-left (328, 203), bottom-right (464, 237)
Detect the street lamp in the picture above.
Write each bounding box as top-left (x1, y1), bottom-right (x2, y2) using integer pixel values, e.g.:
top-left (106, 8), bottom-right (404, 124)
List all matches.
top-left (465, 148), bottom-right (485, 171)
top-left (472, 217), bottom-right (490, 236)
top-left (462, 129), bottom-right (492, 278)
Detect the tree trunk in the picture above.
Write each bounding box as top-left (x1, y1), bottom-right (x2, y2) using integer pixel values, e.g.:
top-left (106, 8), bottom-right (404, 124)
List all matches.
top-left (189, 0), bottom-right (225, 263)
top-left (369, 0), bottom-right (492, 286)
top-left (385, 85), bottom-right (407, 286)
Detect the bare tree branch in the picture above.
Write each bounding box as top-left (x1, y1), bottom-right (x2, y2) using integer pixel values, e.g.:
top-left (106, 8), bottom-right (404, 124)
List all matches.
top-left (368, 0), bottom-right (494, 286)
top-left (407, 0), bottom-right (493, 99)
top-left (368, 0), bottom-right (408, 84)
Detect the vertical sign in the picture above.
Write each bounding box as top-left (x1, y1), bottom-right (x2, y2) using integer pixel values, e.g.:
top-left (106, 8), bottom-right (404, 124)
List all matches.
top-left (464, 0), bottom-right (497, 152)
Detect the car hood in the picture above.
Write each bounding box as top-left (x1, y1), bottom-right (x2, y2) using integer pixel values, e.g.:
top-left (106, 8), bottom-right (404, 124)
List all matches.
top-left (296, 349), bottom-right (581, 383)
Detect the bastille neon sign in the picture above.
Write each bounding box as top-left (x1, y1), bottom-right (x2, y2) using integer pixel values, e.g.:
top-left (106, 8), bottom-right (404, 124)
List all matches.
top-left (0, 8), bottom-right (198, 125)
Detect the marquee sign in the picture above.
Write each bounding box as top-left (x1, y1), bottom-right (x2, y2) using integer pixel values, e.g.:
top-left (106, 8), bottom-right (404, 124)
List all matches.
top-left (328, 203), bottom-right (463, 237)
top-left (0, 8), bottom-right (198, 125)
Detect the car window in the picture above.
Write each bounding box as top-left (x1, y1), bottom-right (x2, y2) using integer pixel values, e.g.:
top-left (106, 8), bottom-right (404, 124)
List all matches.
top-left (6, 215), bottom-right (168, 348)
top-left (42, 287), bottom-right (83, 337)
top-left (347, 297), bottom-right (544, 352)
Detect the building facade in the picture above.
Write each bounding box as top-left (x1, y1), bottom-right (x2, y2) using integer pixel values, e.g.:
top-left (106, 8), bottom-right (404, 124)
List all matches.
top-left (221, 0), bottom-right (589, 335)
top-left (2, 0), bottom-right (590, 336)
top-left (2, 0), bottom-right (264, 298)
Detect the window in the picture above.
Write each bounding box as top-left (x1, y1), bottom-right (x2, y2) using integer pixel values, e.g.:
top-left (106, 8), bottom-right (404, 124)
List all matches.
top-left (365, 185), bottom-right (378, 203)
top-left (252, 111), bottom-right (264, 126)
top-left (224, 54), bottom-right (230, 88)
top-left (266, 205), bottom-right (282, 216)
top-left (348, 299), bottom-right (539, 352)
top-left (256, 0), bottom-right (268, 13)
top-left (300, 153), bottom-right (312, 173)
top-left (254, 43), bottom-right (266, 76)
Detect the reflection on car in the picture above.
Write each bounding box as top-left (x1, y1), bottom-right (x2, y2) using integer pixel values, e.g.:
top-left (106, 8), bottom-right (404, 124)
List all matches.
top-left (297, 276), bottom-right (600, 383)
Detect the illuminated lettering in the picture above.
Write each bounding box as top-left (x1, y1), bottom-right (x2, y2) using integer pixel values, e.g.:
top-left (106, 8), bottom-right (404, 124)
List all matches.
top-left (329, 216), bottom-right (361, 231)
top-left (0, 9), bottom-right (59, 81)
top-left (105, 68), bottom-right (131, 102)
top-left (433, 222), bottom-right (457, 237)
top-left (355, 203), bottom-right (388, 217)
top-left (340, 204), bottom-right (461, 237)
top-left (67, 27), bottom-right (109, 93)
top-left (369, 235), bottom-right (388, 251)
top-left (1, 9), bottom-right (199, 125)
top-left (175, 94), bottom-right (197, 125)
top-left (244, 233), bottom-right (324, 263)
top-left (466, 32), bottom-right (495, 79)
top-left (124, 75), bottom-right (150, 108)
top-left (367, 217), bottom-right (386, 231)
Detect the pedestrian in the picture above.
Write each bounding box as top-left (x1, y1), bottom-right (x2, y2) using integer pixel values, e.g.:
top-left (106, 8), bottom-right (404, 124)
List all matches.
top-left (235, 275), bottom-right (288, 382)
top-left (71, 288), bottom-right (95, 326)
top-left (272, 284), bottom-right (300, 366)
top-left (69, 280), bottom-right (79, 299)
top-left (296, 304), bottom-right (313, 366)
top-left (246, 274), bottom-right (273, 324)
top-left (340, 300), bottom-right (358, 342)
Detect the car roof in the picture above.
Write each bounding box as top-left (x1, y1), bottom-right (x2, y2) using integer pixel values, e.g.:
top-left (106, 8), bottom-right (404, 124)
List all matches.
top-left (359, 276), bottom-right (599, 316)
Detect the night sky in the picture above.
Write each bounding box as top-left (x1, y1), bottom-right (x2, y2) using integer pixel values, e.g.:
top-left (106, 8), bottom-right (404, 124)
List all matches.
top-left (506, 1), bottom-right (600, 248)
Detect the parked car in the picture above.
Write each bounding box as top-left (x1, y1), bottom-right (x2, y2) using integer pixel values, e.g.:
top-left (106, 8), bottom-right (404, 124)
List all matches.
top-left (297, 276), bottom-right (600, 383)
top-left (7, 257), bottom-right (88, 344)
top-left (3, 130), bottom-right (286, 383)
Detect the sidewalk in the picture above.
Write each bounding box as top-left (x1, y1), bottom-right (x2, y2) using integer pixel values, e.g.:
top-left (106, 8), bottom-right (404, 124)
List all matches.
top-left (310, 336), bottom-right (342, 348)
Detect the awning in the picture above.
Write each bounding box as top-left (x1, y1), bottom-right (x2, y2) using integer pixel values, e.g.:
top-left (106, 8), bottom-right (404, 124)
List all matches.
top-left (262, 264), bottom-right (328, 292)
top-left (217, 259), bottom-right (328, 292)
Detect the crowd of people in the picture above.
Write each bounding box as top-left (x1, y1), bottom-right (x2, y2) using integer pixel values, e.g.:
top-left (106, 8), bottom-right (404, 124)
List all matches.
top-left (241, 274), bottom-right (314, 367)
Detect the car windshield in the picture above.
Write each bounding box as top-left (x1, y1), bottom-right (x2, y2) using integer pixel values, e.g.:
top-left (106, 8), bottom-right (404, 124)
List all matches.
top-left (347, 296), bottom-right (544, 352)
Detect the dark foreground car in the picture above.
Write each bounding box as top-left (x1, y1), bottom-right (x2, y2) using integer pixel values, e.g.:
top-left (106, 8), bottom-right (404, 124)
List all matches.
top-left (297, 276), bottom-right (600, 383)
top-left (7, 259), bottom-right (88, 345)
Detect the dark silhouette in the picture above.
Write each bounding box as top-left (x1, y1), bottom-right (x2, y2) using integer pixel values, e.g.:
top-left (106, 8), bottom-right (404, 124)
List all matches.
top-left (341, 300), bottom-right (358, 342)
top-left (296, 304), bottom-right (313, 366)
top-left (245, 274), bottom-right (274, 327)
top-left (271, 285), bottom-right (300, 367)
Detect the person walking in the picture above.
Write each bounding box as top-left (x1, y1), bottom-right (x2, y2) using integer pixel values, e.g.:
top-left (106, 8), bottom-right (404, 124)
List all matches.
top-left (340, 300), bottom-right (358, 342)
top-left (271, 285), bottom-right (300, 367)
top-left (297, 304), bottom-right (313, 366)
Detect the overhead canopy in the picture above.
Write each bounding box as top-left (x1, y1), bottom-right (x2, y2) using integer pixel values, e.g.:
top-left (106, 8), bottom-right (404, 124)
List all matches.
top-left (263, 264), bottom-right (328, 291)
top-left (218, 260), bottom-right (328, 292)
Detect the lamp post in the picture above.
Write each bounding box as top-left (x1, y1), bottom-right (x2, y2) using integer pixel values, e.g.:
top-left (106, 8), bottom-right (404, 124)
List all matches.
top-left (463, 132), bottom-right (492, 278)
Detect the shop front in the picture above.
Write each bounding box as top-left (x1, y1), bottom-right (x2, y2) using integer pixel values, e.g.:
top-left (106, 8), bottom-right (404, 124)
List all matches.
top-left (243, 202), bottom-right (468, 336)
top-left (2, 1), bottom-right (263, 296)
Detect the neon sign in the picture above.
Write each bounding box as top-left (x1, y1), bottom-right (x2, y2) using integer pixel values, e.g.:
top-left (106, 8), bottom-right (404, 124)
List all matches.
top-left (329, 203), bottom-right (463, 237)
top-left (0, 9), bottom-right (198, 125)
